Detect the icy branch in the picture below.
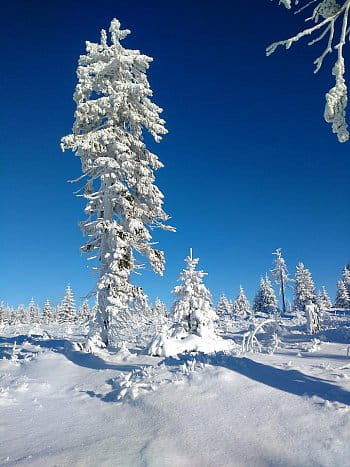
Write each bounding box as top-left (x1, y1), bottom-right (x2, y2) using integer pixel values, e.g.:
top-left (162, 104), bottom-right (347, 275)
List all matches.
top-left (268, 0), bottom-right (350, 142)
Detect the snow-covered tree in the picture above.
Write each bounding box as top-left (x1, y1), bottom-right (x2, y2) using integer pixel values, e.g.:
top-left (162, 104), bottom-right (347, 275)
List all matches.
top-left (342, 266), bottom-right (350, 295)
top-left (9, 307), bottom-right (17, 325)
top-left (293, 263), bottom-right (316, 311)
top-left (153, 298), bottom-right (167, 318)
top-left (335, 279), bottom-right (350, 308)
top-left (216, 293), bottom-right (232, 318)
top-left (305, 300), bottom-right (321, 334)
top-left (232, 286), bottom-right (250, 318)
top-left (0, 302), bottom-right (11, 326)
top-left (16, 304), bottom-right (27, 324)
top-left (171, 250), bottom-right (217, 336)
top-left (42, 299), bottom-right (55, 324)
top-left (78, 300), bottom-right (91, 323)
top-left (271, 248), bottom-right (291, 315)
top-left (316, 286), bottom-right (333, 310)
top-left (27, 298), bottom-right (40, 324)
top-left (269, 1), bottom-right (350, 142)
top-left (253, 275), bottom-right (279, 315)
top-left (58, 285), bottom-right (76, 323)
top-left (61, 19), bottom-right (174, 347)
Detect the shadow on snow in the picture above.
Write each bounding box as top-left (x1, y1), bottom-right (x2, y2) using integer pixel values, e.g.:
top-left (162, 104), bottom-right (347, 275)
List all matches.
top-left (0, 335), bottom-right (139, 372)
top-left (208, 354), bottom-right (350, 406)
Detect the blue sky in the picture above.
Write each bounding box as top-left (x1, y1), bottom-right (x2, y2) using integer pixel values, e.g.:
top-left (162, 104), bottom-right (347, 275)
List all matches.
top-left (1, 0), bottom-right (349, 308)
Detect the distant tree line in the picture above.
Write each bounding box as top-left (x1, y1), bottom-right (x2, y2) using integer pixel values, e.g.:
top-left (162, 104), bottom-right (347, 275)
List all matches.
top-left (1, 251), bottom-right (349, 333)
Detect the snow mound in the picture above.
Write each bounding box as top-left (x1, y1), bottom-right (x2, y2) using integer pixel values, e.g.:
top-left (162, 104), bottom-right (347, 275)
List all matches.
top-left (148, 328), bottom-right (235, 357)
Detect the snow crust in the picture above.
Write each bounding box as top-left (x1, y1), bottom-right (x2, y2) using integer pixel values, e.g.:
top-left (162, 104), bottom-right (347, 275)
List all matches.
top-left (1, 312), bottom-right (350, 466)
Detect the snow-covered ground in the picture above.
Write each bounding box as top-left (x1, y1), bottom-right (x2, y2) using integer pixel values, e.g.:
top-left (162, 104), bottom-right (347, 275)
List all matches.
top-left (1, 313), bottom-right (350, 466)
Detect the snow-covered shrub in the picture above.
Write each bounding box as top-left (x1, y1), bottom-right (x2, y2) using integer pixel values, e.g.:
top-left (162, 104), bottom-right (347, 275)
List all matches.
top-left (241, 318), bottom-right (275, 353)
top-left (305, 301), bottom-right (321, 334)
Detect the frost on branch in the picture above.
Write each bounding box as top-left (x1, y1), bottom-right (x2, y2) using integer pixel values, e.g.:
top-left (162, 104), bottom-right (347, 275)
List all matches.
top-left (324, 57), bottom-right (349, 141)
top-left (278, 0), bottom-right (292, 8)
top-left (61, 19), bottom-right (174, 347)
top-left (268, 0), bottom-right (350, 142)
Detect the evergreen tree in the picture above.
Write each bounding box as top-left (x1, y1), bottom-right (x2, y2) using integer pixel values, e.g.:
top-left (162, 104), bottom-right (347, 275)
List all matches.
top-left (61, 19), bottom-right (174, 347)
top-left (9, 307), bottom-right (17, 325)
top-left (0, 302), bottom-right (11, 325)
top-left (342, 266), bottom-right (350, 295)
top-left (16, 305), bottom-right (27, 324)
top-left (216, 293), bottom-right (232, 318)
top-left (153, 298), bottom-right (167, 318)
top-left (293, 263), bottom-right (316, 312)
top-left (316, 286), bottom-right (333, 311)
top-left (253, 275), bottom-right (278, 315)
top-left (271, 248), bottom-right (291, 315)
top-left (27, 298), bottom-right (40, 324)
top-left (171, 250), bottom-right (217, 336)
top-left (232, 286), bottom-right (250, 317)
top-left (78, 300), bottom-right (91, 323)
top-left (58, 285), bottom-right (76, 323)
top-left (335, 280), bottom-right (350, 309)
top-left (42, 299), bottom-right (55, 324)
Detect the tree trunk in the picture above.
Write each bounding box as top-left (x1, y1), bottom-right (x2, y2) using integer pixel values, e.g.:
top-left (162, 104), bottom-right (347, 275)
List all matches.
top-left (280, 271), bottom-right (286, 315)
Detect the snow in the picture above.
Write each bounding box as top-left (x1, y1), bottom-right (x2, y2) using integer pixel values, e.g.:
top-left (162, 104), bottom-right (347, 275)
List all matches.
top-left (1, 313), bottom-right (350, 466)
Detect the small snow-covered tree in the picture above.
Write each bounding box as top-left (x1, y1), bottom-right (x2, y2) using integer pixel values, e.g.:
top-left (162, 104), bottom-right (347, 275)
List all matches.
top-left (335, 279), bottom-right (350, 308)
top-left (42, 299), bottom-right (55, 324)
top-left (316, 286), bottom-right (333, 310)
top-left (61, 19), bottom-right (174, 347)
top-left (171, 250), bottom-right (217, 336)
top-left (78, 300), bottom-right (91, 323)
top-left (253, 275), bottom-right (279, 315)
top-left (216, 293), bottom-right (232, 318)
top-left (0, 302), bottom-right (11, 326)
top-left (271, 248), bottom-right (292, 315)
top-left (16, 304), bottom-right (27, 324)
top-left (232, 286), bottom-right (250, 317)
top-left (293, 262), bottom-right (316, 311)
top-left (27, 298), bottom-right (40, 324)
top-left (269, 1), bottom-right (350, 142)
top-left (342, 266), bottom-right (350, 295)
top-left (305, 300), bottom-right (321, 334)
top-left (58, 285), bottom-right (76, 323)
top-left (153, 298), bottom-right (167, 318)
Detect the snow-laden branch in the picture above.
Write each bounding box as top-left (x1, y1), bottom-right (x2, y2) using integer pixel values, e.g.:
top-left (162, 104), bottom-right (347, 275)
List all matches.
top-left (268, 0), bottom-right (350, 142)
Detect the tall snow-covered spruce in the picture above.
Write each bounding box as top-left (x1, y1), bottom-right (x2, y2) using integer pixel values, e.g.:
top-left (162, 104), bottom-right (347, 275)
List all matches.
top-left (61, 19), bottom-right (174, 347)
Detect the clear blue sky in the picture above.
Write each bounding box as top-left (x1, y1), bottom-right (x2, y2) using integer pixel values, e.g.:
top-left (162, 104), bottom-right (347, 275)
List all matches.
top-left (1, 0), bottom-right (349, 309)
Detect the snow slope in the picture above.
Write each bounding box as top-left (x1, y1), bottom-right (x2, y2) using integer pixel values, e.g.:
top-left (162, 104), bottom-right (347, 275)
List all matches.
top-left (1, 315), bottom-right (350, 466)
